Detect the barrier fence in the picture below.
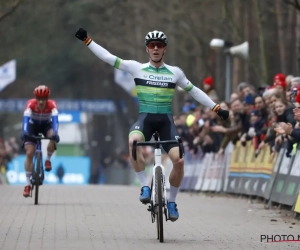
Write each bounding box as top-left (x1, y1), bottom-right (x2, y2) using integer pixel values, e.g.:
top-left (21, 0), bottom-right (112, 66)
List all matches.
top-left (4, 140), bottom-right (300, 213)
top-left (162, 141), bottom-right (300, 214)
top-left (0, 165), bottom-right (9, 185)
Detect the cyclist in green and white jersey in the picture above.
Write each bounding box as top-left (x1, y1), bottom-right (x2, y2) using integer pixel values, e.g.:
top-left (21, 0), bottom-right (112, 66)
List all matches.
top-left (75, 28), bottom-right (229, 221)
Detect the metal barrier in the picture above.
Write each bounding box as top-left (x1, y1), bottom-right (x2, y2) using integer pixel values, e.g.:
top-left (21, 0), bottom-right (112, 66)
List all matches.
top-left (129, 140), bottom-right (300, 214)
top-left (166, 141), bottom-right (300, 213)
top-left (0, 173), bottom-right (9, 185)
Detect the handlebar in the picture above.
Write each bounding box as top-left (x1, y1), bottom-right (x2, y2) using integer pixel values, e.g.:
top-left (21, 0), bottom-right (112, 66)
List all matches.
top-left (132, 134), bottom-right (184, 161)
top-left (25, 134), bottom-right (53, 140)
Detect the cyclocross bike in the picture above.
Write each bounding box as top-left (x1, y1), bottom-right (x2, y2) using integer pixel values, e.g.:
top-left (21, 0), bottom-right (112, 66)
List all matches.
top-left (26, 134), bottom-right (54, 205)
top-left (132, 131), bottom-right (184, 243)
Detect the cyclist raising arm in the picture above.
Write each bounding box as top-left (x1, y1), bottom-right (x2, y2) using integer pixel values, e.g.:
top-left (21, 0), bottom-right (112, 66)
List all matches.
top-left (75, 28), bottom-right (229, 221)
top-left (21, 86), bottom-right (60, 197)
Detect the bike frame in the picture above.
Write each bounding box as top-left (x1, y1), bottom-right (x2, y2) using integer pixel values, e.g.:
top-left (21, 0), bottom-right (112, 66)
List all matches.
top-left (33, 139), bottom-right (44, 181)
top-left (30, 135), bottom-right (45, 185)
top-left (26, 134), bottom-right (54, 204)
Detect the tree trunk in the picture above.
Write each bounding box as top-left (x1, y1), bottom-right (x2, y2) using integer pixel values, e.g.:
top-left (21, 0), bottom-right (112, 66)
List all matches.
top-left (275, 0), bottom-right (287, 73)
top-left (232, 0), bottom-right (242, 92)
top-left (297, 12), bottom-right (300, 74)
top-left (286, 5), bottom-right (295, 74)
top-left (0, 0), bottom-right (24, 22)
top-left (134, 2), bottom-right (143, 62)
top-left (253, 0), bottom-right (268, 83)
top-left (244, 0), bottom-right (250, 84)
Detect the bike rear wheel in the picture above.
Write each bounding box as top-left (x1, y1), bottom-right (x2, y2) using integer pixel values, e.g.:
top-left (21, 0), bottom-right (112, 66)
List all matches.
top-left (34, 152), bottom-right (41, 205)
top-left (155, 167), bottom-right (164, 242)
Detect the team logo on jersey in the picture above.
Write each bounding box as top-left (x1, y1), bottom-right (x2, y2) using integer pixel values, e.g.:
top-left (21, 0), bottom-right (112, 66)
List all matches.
top-left (146, 81), bottom-right (168, 87)
top-left (149, 75), bottom-right (172, 81)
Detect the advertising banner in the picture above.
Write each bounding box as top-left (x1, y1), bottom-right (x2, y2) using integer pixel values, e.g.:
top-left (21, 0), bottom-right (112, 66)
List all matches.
top-left (226, 142), bottom-right (243, 194)
top-left (269, 148), bottom-right (295, 204)
top-left (222, 143), bottom-right (234, 192)
top-left (209, 154), bottom-right (224, 192)
top-left (255, 149), bottom-right (276, 198)
top-left (264, 147), bottom-right (284, 200)
top-left (0, 59), bottom-right (16, 92)
top-left (194, 153), bottom-right (211, 191)
top-left (201, 153), bottom-right (214, 191)
top-left (279, 147), bottom-right (300, 206)
top-left (180, 149), bottom-right (196, 191)
top-left (187, 153), bottom-right (204, 191)
top-left (239, 142), bottom-right (254, 195)
top-left (6, 155), bottom-right (90, 185)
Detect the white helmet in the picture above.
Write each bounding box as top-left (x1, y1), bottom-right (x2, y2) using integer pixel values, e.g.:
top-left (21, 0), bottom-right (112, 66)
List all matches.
top-left (145, 30), bottom-right (167, 46)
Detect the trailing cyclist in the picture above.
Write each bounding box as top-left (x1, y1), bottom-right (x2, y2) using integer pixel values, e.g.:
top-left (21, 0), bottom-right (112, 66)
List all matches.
top-left (21, 85), bottom-right (60, 197)
top-left (75, 28), bottom-right (229, 221)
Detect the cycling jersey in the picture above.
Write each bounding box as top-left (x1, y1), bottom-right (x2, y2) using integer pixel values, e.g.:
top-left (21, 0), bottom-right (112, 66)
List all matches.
top-left (22, 99), bottom-right (59, 133)
top-left (86, 41), bottom-right (217, 114)
top-left (115, 61), bottom-right (192, 114)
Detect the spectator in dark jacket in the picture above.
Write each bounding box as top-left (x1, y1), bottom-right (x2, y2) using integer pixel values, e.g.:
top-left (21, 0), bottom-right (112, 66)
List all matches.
top-left (254, 95), bottom-right (269, 121)
top-left (274, 104), bottom-right (300, 143)
top-left (241, 110), bottom-right (265, 149)
top-left (274, 122), bottom-right (300, 142)
top-left (211, 98), bottom-right (250, 147)
top-left (243, 93), bottom-right (255, 115)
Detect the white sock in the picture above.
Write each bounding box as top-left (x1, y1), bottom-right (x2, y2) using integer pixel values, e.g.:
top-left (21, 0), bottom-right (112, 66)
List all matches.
top-left (47, 151), bottom-right (53, 161)
top-left (168, 185), bottom-right (179, 203)
top-left (26, 172), bottom-right (32, 185)
top-left (136, 170), bottom-right (148, 187)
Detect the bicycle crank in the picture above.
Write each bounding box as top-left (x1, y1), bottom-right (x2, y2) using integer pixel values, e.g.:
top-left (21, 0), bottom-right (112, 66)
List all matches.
top-left (164, 207), bottom-right (169, 221)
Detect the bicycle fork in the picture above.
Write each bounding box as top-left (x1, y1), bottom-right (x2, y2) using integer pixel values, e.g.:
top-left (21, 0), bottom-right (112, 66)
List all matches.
top-left (148, 149), bottom-right (169, 222)
top-left (30, 150), bottom-right (45, 197)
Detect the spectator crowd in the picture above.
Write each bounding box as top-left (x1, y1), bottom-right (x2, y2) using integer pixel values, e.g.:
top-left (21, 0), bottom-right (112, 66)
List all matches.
top-left (175, 74), bottom-right (300, 159)
top-left (4, 74), bottom-right (300, 184)
top-left (0, 137), bottom-right (19, 177)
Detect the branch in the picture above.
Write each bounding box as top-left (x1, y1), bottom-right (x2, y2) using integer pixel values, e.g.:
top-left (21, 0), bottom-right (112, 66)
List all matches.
top-left (283, 0), bottom-right (300, 11)
top-left (222, 0), bottom-right (244, 42)
top-left (0, 0), bottom-right (25, 22)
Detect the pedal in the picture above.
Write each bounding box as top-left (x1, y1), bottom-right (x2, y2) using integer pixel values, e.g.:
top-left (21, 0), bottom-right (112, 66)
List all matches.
top-left (40, 172), bottom-right (45, 183)
top-left (30, 185), bottom-right (33, 197)
top-left (30, 175), bottom-right (36, 185)
top-left (147, 205), bottom-right (152, 212)
top-left (164, 207), bottom-right (169, 221)
top-left (151, 211), bottom-right (155, 223)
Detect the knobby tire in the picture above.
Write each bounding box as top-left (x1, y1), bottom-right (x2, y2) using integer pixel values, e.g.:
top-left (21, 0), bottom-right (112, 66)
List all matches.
top-left (34, 152), bottom-right (41, 205)
top-left (155, 167), bottom-right (164, 242)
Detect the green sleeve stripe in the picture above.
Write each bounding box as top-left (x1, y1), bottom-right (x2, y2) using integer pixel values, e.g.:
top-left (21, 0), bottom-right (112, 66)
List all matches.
top-left (184, 82), bottom-right (194, 92)
top-left (129, 131), bottom-right (145, 141)
top-left (114, 58), bottom-right (121, 69)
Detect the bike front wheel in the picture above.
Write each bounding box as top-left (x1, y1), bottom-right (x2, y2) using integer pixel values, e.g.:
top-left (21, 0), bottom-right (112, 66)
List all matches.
top-left (155, 166), bottom-right (164, 242)
top-left (34, 152), bottom-right (41, 205)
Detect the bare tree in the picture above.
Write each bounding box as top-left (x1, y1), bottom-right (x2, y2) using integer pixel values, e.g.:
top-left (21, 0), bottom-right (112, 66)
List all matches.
top-left (283, 0), bottom-right (300, 73)
top-left (276, 0), bottom-right (287, 73)
top-left (0, 0), bottom-right (24, 22)
top-left (283, 0), bottom-right (300, 12)
top-left (254, 0), bottom-right (269, 82)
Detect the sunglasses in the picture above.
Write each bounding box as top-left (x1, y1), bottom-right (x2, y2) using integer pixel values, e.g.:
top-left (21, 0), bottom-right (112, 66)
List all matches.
top-left (147, 42), bottom-right (165, 49)
top-left (36, 97), bottom-right (48, 101)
